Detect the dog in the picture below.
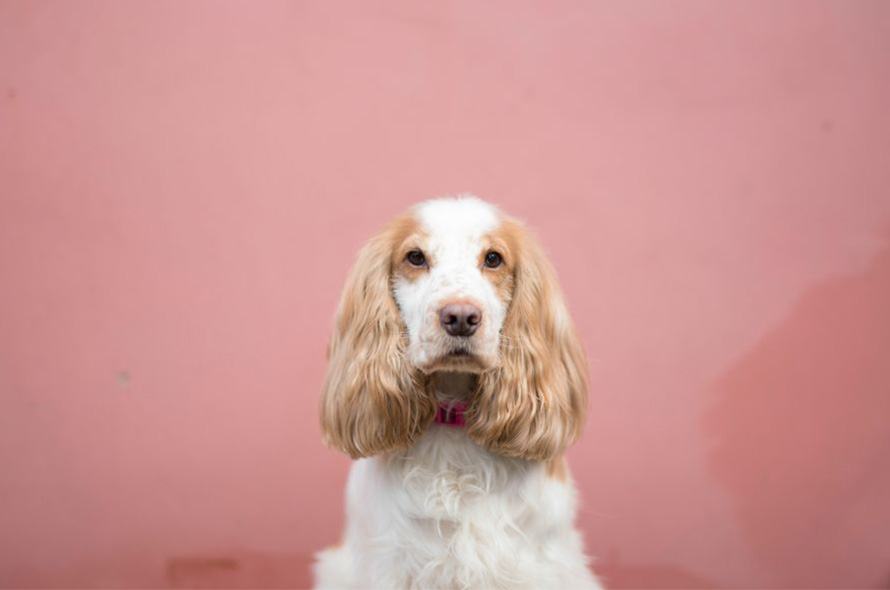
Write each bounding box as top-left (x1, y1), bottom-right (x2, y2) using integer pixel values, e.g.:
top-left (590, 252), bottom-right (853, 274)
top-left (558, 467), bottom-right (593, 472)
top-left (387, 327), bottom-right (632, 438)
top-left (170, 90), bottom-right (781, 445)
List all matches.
top-left (314, 195), bottom-right (601, 589)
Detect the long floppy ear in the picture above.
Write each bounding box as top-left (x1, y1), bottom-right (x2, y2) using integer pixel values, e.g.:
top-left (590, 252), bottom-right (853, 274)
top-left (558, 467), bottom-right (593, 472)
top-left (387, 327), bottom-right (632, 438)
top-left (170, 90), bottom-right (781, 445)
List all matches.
top-left (467, 219), bottom-right (589, 461)
top-left (319, 220), bottom-right (436, 459)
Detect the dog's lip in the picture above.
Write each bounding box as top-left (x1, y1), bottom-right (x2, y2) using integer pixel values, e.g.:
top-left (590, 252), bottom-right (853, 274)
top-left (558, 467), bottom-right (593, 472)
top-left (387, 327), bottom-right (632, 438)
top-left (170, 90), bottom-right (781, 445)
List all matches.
top-left (418, 347), bottom-right (490, 374)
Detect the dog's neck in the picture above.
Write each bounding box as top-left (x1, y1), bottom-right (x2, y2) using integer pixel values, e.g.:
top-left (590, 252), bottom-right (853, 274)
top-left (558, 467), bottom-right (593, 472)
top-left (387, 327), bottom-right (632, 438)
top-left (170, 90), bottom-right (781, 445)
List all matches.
top-left (433, 371), bottom-right (476, 403)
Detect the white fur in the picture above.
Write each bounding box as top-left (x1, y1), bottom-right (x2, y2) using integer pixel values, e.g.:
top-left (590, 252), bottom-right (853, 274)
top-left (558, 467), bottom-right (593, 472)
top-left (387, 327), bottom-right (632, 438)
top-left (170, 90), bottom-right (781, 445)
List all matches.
top-left (315, 425), bottom-right (600, 590)
top-left (395, 196), bottom-right (507, 370)
top-left (315, 196), bottom-right (601, 589)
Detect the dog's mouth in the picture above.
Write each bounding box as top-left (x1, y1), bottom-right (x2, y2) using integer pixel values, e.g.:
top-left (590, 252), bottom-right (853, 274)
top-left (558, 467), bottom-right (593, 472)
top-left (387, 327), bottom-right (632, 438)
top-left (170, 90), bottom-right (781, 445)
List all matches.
top-left (420, 344), bottom-right (489, 374)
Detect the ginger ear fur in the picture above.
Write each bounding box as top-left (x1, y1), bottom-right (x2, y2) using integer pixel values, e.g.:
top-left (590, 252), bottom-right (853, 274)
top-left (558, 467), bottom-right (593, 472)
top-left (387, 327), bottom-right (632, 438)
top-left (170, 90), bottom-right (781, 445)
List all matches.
top-left (467, 220), bottom-right (589, 461)
top-left (319, 217), bottom-right (436, 459)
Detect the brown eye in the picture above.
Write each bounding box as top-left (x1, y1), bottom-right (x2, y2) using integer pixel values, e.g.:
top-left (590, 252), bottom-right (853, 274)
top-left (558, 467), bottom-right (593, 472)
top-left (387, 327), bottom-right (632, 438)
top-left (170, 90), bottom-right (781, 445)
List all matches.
top-left (484, 251), bottom-right (503, 269)
top-left (406, 250), bottom-right (426, 267)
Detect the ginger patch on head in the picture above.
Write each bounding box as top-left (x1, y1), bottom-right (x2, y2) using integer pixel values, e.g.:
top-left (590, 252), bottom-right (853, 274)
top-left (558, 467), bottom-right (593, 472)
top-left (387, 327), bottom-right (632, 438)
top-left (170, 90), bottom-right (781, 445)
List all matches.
top-left (388, 216), bottom-right (428, 282)
top-left (480, 224), bottom-right (518, 306)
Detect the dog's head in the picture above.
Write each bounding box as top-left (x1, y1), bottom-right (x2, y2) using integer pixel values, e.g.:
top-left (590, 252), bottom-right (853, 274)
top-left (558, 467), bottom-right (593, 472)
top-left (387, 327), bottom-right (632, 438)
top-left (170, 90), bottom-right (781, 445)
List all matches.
top-left (319, 196), bottom-right (588, 460)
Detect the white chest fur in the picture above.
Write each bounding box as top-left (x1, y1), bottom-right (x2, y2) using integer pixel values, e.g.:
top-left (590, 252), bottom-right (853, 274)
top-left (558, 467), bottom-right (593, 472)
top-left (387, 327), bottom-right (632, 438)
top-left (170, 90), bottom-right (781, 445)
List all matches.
top-left (315, 425), bottom-right (600, 590)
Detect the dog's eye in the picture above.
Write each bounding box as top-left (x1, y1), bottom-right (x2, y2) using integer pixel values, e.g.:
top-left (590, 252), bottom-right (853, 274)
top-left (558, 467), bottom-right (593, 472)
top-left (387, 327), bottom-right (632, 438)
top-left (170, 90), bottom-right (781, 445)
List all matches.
top-left (484, 251), bottom-right (503, 269)
top-left (406, 250), bottom-right (426, 267)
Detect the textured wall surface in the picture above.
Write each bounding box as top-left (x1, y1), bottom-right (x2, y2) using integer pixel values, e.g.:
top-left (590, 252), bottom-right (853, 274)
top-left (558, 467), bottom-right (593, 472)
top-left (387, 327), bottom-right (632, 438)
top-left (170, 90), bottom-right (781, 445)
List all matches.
top-left (2, 1), bottom-right (889, 588)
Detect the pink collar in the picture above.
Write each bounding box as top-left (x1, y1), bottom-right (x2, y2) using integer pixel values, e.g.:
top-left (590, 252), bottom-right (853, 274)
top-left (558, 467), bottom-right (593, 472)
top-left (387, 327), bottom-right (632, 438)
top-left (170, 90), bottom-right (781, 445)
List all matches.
top-left (435, 402), bottom-right (468, 427)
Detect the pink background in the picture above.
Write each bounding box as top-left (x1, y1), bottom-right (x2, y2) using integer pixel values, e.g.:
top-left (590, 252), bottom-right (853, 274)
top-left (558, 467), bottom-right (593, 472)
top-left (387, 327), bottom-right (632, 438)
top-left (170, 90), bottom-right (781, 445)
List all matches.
top-left (2, 1), bottom-right (890, 588)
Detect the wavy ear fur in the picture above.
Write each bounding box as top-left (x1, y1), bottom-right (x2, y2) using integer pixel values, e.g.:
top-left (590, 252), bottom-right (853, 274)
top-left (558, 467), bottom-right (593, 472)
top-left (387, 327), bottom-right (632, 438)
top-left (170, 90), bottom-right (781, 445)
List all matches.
top-left (319, 218), bottom-right (436, 459)
top-left (467, 219), bottom-right (589, 461)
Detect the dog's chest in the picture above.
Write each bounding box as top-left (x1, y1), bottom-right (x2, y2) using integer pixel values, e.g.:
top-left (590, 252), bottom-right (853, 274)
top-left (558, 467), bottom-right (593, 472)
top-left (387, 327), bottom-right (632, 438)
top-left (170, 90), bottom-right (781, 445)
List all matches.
top-left (393, 427), bottom-right (530, 520)
top-left (349, 427), bottom-right (575, 589)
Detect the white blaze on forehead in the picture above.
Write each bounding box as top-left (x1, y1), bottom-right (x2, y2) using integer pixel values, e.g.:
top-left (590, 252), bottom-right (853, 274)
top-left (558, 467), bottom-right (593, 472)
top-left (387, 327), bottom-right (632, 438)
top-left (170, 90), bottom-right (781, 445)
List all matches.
top-left (413, 196), bottom-right (502, 295)
top-left (413, 195), bottom-right (501, 240)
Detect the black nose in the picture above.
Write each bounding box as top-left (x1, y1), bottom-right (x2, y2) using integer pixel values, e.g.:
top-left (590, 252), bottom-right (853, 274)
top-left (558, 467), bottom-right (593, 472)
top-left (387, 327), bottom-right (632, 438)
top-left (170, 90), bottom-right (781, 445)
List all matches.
top-left (438, 303), bottom-right (482, 337)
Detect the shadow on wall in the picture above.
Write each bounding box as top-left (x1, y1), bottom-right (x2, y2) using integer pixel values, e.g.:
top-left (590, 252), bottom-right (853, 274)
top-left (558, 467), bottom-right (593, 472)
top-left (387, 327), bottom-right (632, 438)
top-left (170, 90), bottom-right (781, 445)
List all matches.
top-left (597, 550), bottom-right (723, 589)
top-left (704, 241), bottom-right (890, 589)
top-left (166, 552), bottom-right (311, 589)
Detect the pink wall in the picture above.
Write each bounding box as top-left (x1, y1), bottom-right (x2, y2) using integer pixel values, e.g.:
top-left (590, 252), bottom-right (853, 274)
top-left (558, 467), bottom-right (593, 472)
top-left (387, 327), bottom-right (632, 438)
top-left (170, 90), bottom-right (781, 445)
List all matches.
top-left (2, 1), bottom-right (889, 588)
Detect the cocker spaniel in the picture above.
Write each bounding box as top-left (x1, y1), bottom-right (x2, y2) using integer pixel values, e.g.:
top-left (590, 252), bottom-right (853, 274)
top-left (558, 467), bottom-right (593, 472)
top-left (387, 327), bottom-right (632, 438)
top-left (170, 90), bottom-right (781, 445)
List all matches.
top-left (314, 195), bottom-right (600, 589)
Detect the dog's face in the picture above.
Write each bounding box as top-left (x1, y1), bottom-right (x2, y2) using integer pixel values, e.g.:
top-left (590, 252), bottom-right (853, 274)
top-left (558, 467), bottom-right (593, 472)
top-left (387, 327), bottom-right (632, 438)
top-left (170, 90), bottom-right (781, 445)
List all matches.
top-left (320, 196), bottom-right (588, 461)
top-left (391, 198), bottom-right (514, 373)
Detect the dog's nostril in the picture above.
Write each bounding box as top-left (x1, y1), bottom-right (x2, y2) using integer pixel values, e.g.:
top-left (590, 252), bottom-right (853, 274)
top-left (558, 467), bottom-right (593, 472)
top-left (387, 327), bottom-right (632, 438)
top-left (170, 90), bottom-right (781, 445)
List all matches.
top-left (438, 303), bottom-right (482, 337)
